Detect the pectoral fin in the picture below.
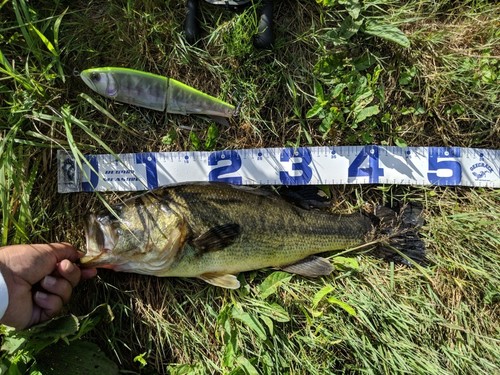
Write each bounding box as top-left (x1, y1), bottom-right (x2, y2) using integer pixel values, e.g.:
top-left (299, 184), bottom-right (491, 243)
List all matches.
top-left (192, 223), bottom-right (241, 252)
top-left (281, 256), bottom-right (334, 277)
top-left (199, 273), bottom-right (240, 289)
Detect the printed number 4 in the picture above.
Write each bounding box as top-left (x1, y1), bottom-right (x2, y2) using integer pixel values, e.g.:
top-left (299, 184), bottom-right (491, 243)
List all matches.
top-left (348, 146), bottom-right (384, 183)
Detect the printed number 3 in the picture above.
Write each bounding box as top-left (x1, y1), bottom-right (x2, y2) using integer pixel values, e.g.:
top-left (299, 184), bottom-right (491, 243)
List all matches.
top-left (279, 148), bottom-right (313, 185)
top-left (427, 147), bottom-right (462, 185)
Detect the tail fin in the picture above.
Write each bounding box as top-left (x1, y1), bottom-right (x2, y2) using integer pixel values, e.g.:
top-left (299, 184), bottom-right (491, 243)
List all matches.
top-left (370, 203), bottom-right (427, 266)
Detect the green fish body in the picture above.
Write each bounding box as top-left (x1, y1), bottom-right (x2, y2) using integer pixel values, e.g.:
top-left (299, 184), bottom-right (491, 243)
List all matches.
top-left (82, 184), bottom-right (424, 289)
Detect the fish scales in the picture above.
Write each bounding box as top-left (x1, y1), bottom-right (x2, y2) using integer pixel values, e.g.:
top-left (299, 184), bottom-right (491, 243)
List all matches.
top-left (159, 185), bottom-right (370, 276)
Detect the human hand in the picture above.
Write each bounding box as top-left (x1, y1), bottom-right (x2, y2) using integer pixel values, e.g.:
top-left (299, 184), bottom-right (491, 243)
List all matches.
top-left (0, 243), bottom-right (97, 330)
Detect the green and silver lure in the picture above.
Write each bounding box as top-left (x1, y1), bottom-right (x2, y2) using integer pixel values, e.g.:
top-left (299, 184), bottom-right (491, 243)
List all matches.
top-left (80, 67), bottom-right (235, 122)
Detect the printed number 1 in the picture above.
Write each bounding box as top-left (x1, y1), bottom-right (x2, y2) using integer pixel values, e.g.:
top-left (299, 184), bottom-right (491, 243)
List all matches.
top-left (427, 147), bottom-right (462, 185)
top-left (136, 153), bottom-right (159, 189)
top-left (82, 155), bottom-right (99, 192)
top-left (348, 146), bottom-right (384, 183)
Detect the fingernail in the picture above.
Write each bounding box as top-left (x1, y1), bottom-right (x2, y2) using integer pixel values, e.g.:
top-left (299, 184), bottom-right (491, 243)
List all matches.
top-left (61, 259), bottom-right (74, 272)
top-left (35, 291), bottom-right (49, 301)
top-left (43, 275), bottom-right (57, 288)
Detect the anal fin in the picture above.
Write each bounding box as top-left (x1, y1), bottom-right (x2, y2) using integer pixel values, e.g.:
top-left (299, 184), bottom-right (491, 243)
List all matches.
top-left (281, 256), bottom-right (333, 277)
top-left (199, 273), bottom-right (240, 289)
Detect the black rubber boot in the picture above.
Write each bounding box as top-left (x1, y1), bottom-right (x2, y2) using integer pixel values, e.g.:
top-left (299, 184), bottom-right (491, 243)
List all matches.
top-left (253, 0), bottom-right (274, 49)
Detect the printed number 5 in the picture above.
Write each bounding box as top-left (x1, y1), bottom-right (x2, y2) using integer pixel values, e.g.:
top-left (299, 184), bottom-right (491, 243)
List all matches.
top-left (427, 147), bottom-right (462, 185)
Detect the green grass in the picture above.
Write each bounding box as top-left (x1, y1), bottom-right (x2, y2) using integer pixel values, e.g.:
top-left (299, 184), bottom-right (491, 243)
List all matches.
top-left (1, 0), bottom-right (499, 374)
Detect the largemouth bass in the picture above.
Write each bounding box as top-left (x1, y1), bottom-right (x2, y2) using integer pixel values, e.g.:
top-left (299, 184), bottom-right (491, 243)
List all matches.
top-left (80, 67), bottom-right (235, 123)
top-left (82, 184), bottom-right (425, 289)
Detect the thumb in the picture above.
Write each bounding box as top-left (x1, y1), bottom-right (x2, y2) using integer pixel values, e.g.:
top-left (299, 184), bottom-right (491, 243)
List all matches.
top-left (43, 243), bottom-right (82, 263)
top-left (21, 243), bottom-right (82, 284)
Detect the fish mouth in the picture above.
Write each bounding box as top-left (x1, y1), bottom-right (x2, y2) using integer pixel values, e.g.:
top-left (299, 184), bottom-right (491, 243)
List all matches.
top-left (80, 70), bottom-right (97, 92)
top-left (82, 214), bottom-right (115, 268)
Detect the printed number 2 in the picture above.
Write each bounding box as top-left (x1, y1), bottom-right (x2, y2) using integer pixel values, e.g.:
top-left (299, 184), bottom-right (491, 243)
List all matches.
top-left (279, 148), bottom-right (313, 185)
top-left (208, 151), bottom-right (242, 184)
top-left (427, 147), bottom-right (461, 185)
top-left (348, 146), bottom-right (384, 183)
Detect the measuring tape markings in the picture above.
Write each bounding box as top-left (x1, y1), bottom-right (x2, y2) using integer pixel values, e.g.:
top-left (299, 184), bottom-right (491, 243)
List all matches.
top-left (57, 146), bottom-right (500, 193)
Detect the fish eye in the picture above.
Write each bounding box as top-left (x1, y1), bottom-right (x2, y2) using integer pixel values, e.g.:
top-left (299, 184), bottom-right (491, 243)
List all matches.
top-left (90, 72), bottom-right (101, 82)
top-left (97, 206), bottom-right (122, 224)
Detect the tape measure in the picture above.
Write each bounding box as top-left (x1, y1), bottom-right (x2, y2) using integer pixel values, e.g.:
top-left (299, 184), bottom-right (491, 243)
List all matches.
top-left (57, 146), bottom-right (500, 193)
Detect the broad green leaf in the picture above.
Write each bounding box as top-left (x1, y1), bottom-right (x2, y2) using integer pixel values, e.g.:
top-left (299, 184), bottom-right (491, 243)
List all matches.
top-left (167, 363), bottom-right (205, 375)
top-left (352, 89), bottom-right (374, 112)
top-left (232, 309), bottom-right (267, 340)
top-left (35, 341), bottom-right (118, 375)
top-left (338, 16), bottom-right (363, 40)
top-left (162, 128), bottom-right (178, 145)
top-left (205, 124), bottom-right (219, 150)
top-left (2, 315), bottom-right (79, 356)
top-left (134, 352), bottom-right (148, 368)
top-left (354, 104), bottom-right (380, 123)
top-left (73, 304), bottom-right (114, 341)
top-left (362, 20), bottom-right (410, 48)
top-left (314, 79), bottom-right (325, 102)
top-left (256, 302), bottom-right (290, 323)
top-left (190, 131), bottom-right (201, 150)
top-left (235, 356), bottom-right (259, 375)
top-left (333, 256), bottom-right (360, 271)
top-left (258, 271), bottom-right (292, 299)
top-left (306, 102), bottom-right (325, 118)
top-left (312, 284), bottom-right (334, 309)
top-left (394, 137), bottom-right (408, 147)
top-left (327, 296), bottom-right (357, 317)
top-left (331, 83), bottom-right (347, 99)
top-left (353, 52), bottom-right (377, 71)
top-left (339, 0), bottom-right (361, 19)
top-left (316, 0), bottom-right (336, 6)
top-left (325, 16), bottom-right (363, 45)
top-left (260, 315), bottom-right (274, 336)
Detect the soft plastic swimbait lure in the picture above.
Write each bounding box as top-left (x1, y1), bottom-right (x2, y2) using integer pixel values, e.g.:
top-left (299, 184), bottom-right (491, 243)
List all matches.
top-left (80, 67), bottom-right (235, 122)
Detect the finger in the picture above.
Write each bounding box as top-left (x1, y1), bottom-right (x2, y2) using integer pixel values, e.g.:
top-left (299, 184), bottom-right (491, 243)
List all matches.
top-left (41, 275), bottom-right (73, 304)
top-left (27, 243), bottom-right (81, 277)
top-left (81, 267), bottom-right (98, 280)
top-left (34, 291), bottom-right (64, 320)
top-left (56, 259), bottom-right (82, 288)
top-left (45, 242), bottom-right (82, 263)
